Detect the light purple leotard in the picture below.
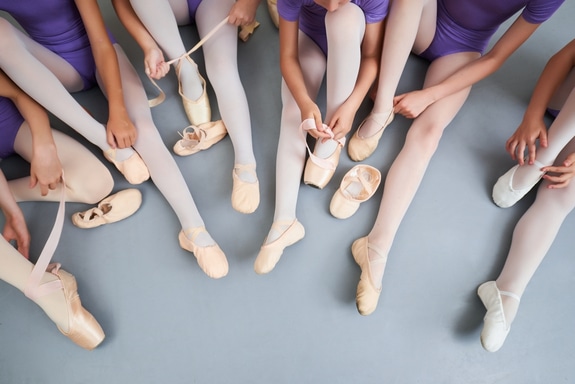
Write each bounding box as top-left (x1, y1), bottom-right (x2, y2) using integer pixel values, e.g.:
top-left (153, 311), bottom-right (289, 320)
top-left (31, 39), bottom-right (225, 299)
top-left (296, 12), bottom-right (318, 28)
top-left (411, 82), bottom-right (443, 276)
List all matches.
top-left (419, 0), bottom-right (564, 61)
top-left (0, 98), bottom-right (24, 159)
top-left (277, 0), bottom-right (388, 56)
top-left (186, 0), bottom-right (203, 20)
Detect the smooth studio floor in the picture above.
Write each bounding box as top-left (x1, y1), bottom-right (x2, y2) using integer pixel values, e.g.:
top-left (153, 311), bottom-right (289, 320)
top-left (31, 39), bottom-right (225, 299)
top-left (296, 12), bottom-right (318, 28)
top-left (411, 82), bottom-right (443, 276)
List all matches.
top-left (1, 2), bottom-right (574, 383)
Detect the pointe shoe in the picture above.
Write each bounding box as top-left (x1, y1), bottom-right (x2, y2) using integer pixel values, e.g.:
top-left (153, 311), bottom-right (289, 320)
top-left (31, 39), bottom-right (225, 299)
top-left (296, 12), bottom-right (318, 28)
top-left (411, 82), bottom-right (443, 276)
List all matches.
top-left (254, 219), bottom-right (305, 274)
top-left (303, 144), bottom-right (342, 189)
top-left (173, 120), bottom-right (227, 156)
top-left (103, 149), bottom-right (150, 185)
top-left (477, 281), bottom-right (520, 352)
top-left (330, 165), bottom-right (381, 219)
top-left (176, 56), bottom-right (211, 126)
top-left (179, 227), bottom-right (228, 279)
top-left (72, 189), bottom-right (142, 229)
top-left (232, 164), bottom-right (260, 214)
top-left (267, 0), bottom-right (279, 28)
top-left (348, 111), bottom-right (394, 162)
top-left (492, 161), bottom-right (545, 208)
top-left (351, 237), bottom-right (386, 316)
top-left (50, 266), bottom-right (105, 350)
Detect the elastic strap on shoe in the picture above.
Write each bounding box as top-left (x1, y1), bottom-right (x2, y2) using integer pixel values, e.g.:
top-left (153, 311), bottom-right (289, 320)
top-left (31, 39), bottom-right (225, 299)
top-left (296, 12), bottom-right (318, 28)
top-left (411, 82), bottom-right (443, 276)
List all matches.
top-left (148, 17), bottom-right (230, 108)
top-left (24, 173), bottom-right (66, 301)
top-left (299, 119), bottom-right (346, 170)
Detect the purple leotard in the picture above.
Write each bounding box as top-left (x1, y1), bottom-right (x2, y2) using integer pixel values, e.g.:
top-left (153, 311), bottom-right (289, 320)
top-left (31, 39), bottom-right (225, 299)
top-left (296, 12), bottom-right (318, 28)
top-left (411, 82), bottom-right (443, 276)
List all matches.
top-left (419, 0), bottom-right (564, 61)
top-left (0, 97), bottom-right (24, 159)
top-left (277, 0), bottom-right (388, 56)
top-left (186, 0), bottom-right (203, 20)
top-left (0, 0), bottom-right (116, 90)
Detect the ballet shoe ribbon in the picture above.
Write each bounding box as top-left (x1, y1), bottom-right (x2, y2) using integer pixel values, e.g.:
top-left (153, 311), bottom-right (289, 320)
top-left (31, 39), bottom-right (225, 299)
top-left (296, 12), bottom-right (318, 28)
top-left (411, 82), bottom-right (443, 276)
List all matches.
top-left (24, 174), bottom-right (66, 300)
top-left (300, 119), bottom-right (346, 170)
top-left (148, 17), bottom-right (230, 107)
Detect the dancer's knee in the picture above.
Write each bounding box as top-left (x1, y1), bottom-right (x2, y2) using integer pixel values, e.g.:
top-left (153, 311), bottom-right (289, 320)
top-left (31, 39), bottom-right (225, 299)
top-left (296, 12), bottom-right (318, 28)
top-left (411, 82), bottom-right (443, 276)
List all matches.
top-left (65, 160), bottom-right (114, 204)
top-left (405, 123), bottom-right (444, 156)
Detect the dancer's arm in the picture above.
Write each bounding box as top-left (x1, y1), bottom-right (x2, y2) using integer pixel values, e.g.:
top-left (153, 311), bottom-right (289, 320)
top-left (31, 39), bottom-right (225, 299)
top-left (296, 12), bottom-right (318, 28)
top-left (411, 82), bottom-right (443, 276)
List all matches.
top-left (279, 17), bottom-right (330, 138)
top-left (74, 0), bottom-right (137, 149)
top-left (330, 21), bottom-right (384, 140)
top-left (507, 39), bottom-right (575, 164)
top-left (229, 0), bottom-right (261, 26)
top-left (0, 71), bottom-right (62, 197)
top-left (393, 16), bottom-right (540, 118)
top-left (112, 0), bottom-right (170, 80)
top-left (0, 170), bottom-right (30, 259)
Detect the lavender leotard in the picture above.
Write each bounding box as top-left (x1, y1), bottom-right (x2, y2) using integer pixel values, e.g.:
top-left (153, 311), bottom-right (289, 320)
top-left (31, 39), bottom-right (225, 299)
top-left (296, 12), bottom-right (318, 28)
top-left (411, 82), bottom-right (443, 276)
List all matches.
top-left (186, 0), bottom-right (203, 20)
top-left (277, 0), bottom-right (388, 56)
top-left (0, 0), bottom-right (117, 90)
top-left (419, 0), bottom-right (564, 61)
top-left (0, 98), bottom-right (24, 159)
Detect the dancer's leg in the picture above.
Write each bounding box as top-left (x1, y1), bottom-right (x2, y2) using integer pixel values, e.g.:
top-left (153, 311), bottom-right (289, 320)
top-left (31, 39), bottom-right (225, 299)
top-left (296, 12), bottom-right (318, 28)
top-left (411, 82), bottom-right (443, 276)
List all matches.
top-left (366, 52), bottom-right (479, 286)
top-left (10, 123), bottom-right (113, 203)
top-left (129, 0), bottom-right (203, 100)
top-left (496, 138), bottom-right (575, 324)
top-left (360, 0), bottom-right (437, 137)
top-left (102, 45), bottom-right (213, 244)
top-left (266, 32), bottom-right (326, 243)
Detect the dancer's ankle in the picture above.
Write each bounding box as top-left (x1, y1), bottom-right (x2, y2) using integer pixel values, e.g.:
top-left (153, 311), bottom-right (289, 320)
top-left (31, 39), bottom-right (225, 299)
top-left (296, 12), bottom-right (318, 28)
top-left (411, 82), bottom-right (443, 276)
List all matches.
top-left (178, 58), bottom-right (203, 101)
top-left (358, 109), bottom-right (393, 138)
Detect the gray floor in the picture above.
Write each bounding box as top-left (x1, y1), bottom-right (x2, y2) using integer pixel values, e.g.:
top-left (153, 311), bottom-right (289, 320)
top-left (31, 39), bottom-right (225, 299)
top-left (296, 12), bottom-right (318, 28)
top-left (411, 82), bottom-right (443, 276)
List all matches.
top-left (1, 2), bottom-right (574, 383)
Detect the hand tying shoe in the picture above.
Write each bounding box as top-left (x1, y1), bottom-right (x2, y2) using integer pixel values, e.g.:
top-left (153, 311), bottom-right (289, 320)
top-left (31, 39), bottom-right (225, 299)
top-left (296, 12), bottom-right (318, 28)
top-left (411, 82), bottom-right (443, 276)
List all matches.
top-left (72, 189), bottom-right (142, 229)
top-left (492, 161), bottom-right (545, 208)
top-left (173, 120), bottom-right (227, 156)
top-left (352, 237), bottom-right (386, 316)
top-left (232, 164), bottom-right (260, 214)
top-left (254, 219), bottom-right (305, 274)
top-left (300, 119), bottom-right (346, 189)
top-left (179, 227), bottom-right (228, 279)
top-left (176, 56), bottom-right (211, 126)
top-left (103, 149), bottom-right (150, 185)
top-left (330, 165), bottom-right (381, 219)
top-left (348, 111), bottom-right (394, 162)
top-left (477, 281), bottom-right (520, 352)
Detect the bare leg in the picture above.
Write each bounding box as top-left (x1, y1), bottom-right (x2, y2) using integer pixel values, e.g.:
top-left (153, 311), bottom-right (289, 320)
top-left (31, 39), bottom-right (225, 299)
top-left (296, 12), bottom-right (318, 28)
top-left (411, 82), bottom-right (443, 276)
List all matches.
top-left (10, 123), bottom-right (113, 204)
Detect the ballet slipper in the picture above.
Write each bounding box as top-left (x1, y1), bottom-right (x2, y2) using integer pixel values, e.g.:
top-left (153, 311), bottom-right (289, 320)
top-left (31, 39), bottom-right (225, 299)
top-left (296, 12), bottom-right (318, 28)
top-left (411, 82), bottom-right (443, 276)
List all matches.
top-left (351, 237), bottom-right (386, 316)
top-left (176, 56), bottom-right (211, 126)
top-left (173, 120), bottom-right (228, 156)
top-left (103, 149), bottom-right (150, 185)
top-left (348, 111), bottom-right (394, 162)
top-left (179, 227), bottom-right (228, 279)
top-left (330, 165), bottom-right (381, 219)
top-left (72, 189), bottom-right (142, 229)
top-left (254, 219), bottom-right (305, 275)
top-left (477, 281), bottom-right (520, 352)
top-left (492, 161), bottom-right (545, 208)
top-left (239, 20), bottom-right (260, 42)
top-left (267, 0), bottom-right (279, 29)
top-left (231, 164), bottom-right (260, 214)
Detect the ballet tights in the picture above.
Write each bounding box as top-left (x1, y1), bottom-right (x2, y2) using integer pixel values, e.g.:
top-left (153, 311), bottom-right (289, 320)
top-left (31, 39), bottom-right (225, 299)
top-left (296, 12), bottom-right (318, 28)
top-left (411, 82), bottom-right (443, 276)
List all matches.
top-left (267, 3), bottom-right (365, 243)
top-left (130, 0), bottom-right (257, 179)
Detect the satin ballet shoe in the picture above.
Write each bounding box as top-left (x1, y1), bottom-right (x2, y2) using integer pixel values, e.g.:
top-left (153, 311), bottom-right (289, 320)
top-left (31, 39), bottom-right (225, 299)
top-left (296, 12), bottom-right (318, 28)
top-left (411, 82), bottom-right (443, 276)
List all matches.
top-left (330, 165), bottom-right (381, 219)
top-left (254, 219), bottom-right (305, 275)
top-left (173, 120), bottom-right (227, 156)
top-left (492, 161), bottom-right (545, 208)
top-left (103, 149), bottom-right (150, 185)
top-left (303, 144), bottom-right (342, 189)
top-left (239, 20), bottom-right (260, 42)
top-left (348, 111), bottom-right (394, 162)
top-left (267, 0), bottom-right (279, 28)
top-left (72, 189), bottom-right (142, 229)
top-left (351, 237), bottom-right (386, 316)
top-left (179, 227), bottom-right (228, 279)
top-left (176, 56), bottom-right (211, 126)
top-left (477, 281), bottom-right (520, 352)
top-left (231, 164), bottom-right (260, 214)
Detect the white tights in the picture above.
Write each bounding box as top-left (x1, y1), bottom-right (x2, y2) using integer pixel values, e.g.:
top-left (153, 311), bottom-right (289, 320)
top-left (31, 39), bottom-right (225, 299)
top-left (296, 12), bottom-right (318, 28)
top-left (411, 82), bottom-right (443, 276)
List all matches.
top-left (130, 0), bottom-right (256, 173)
top-left (267, 3), bottom-right (366, 243)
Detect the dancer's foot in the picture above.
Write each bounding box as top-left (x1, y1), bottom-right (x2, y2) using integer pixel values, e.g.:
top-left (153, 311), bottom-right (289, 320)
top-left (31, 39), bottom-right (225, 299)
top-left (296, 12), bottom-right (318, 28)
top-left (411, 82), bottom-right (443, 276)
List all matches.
top-left (232, 164), bottom-right (260, 214)
top-left (492, 161), bottom-right (545, 208)
top-left (303, 139), bottom-right (343, 189)
top-left (351, 237), bottom-right (387, 315)
top-left (348, 110), bottom-right (394, 162)
top-left (103, 149), bottom-right (150, 185)
top-left (179, 227), bottom-right (228, 279)
top-left (254, 219), bottom-right (305, 274)
top-left (176, 56), bottom-right (211, 126)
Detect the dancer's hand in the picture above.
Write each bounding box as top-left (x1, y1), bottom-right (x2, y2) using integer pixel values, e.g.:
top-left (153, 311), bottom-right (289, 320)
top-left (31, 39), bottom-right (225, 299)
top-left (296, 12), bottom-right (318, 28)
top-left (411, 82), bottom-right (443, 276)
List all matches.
top-left (393, 89), bottom-right (434, 119)
top-left (2, 207), bottom-right (30, 259)
top-left (30, 144), bottom-right (63, 196)
top-left (106, 114), bottom-right (137, 149)
top-left (144, 47), bottom-right (170, 80)
top-left (302, 102), bottom-right (330, 140)
top-left (541, 153), bottom-right (575, 188)
top-left (228, 0), bottom-right (259, 26)
top-left (329, 102), bottom-right (355, 141)
top-left (505, 117), bottom-right (548, 165)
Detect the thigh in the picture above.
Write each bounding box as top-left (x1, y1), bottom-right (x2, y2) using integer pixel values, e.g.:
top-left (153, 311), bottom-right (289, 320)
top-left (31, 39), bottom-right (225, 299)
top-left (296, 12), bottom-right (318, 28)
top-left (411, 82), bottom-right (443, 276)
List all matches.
top-left (195, 0), bottom-right (237, 61)
top-left (168, 0), bottom-right (193, 25)
top-left (297, 31), bottom-right (327, 100)
top-left (412, 0), bottom-right (438, 54)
